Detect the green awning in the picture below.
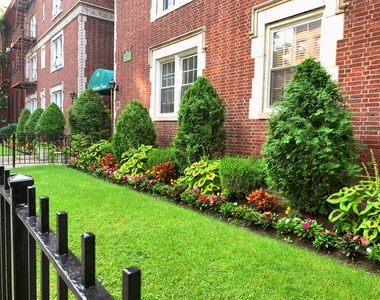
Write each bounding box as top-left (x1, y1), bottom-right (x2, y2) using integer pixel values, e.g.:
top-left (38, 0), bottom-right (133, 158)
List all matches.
top-left (88, 68), bottom-right (114, 93)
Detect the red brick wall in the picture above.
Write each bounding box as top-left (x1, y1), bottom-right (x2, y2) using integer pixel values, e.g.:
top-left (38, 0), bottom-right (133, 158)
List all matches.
top-left (337, 0), bottom-right (380, 164)
top-left (115, 0), bottom-right (379, 163)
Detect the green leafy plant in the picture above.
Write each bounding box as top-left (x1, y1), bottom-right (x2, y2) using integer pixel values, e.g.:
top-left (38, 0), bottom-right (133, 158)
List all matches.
top-left (219, 156), bottom-right (268, 199)
top-left (69, 140), bottom-right (110, 172)
top-left (68, 88), bottom-right (111, 142)
top-left (246, 188), bottom-right (277, 212)
top-left (147, 147), bottom-right (176, 169)
top-left (114, 145), bottom-right (152, 179)
top-left (312, 229), bottom-right (338, 250)
top-left (337, 232), bottom-right (369, 259)
top-left (172, 76), bottom-right (226, 171)
top-left (257, 212), bottom-right (279, 230)
top-left (327, 149), bottom-right (380, 242)
top-left (112, 100), bottom-right (156, 161)
top-left (35, 102), bottom-right (66, 138)
top-left (183, 159), bottom-right (221, 195)
top-left (274, 217), bottom-right (301, 235)
top-left (24, 107), bottom-right (43, 141)
top-left (152, 161), bottom-right (176, 184)
top-left (262, 58), bottom-right (361, 215)
top-left (16, 108), bottom-right (31, 143)
top-left (366, 243), bottom-right (380, 263)
top-left (294, 218), bottom-right (323, 240)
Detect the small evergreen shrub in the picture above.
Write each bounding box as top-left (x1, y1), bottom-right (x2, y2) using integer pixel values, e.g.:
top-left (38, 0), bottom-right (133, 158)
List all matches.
top-left (24, 107), bottom-right (43, 140)
top-left (147, 147), bottom-right (176, 169)
top-left (35, 103), bottom-right (66, 138)
top-left (112, 99), bottom-right (156, 161)
top-left (172, 76), bottom-right (226, 171)
top-left (219, 156), bottom-right (268, 199)
top-left (262, 58), bottom-right (361, 215)
top-left (0, 123), bottom-right (16, 138)
top-left (68, 88), bottom-right (111, 142)
top-left (16, 108), bottom-right (31, 142)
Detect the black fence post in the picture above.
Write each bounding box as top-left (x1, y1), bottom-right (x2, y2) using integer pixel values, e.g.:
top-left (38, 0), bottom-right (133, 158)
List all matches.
top-left (122, 267), bottom-right (141, 300)
top-left (82, 232), bottom-right (96, 288)
top-left (12, 134), bottom-right (15, 168)
top-left (9, 173), bottom-right (34, 300)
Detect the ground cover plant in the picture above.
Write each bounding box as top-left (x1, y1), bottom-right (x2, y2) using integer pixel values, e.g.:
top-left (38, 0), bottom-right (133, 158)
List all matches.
top-left (11, 165), bottom-right (380, 299)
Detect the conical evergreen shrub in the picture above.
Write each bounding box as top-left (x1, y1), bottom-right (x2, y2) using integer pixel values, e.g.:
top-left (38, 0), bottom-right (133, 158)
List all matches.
top-left (172, 76), bottom-right (226, 170)
top-left (16, 108), bottom-right (31, 142)
top-left (262, 58), bottom-right (361, 215)
top-left (25, 107), bottom-right (43, 140)
top-left (68, 88), bottom-right (111, 142)
top-left (112, 99), bottom-right (156, 161)
top-left (35, 102), bottom-right (66, 138)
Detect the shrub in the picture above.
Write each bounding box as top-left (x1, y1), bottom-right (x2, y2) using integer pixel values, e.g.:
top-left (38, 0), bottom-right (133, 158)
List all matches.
top-left (16, 108), bottom-right (31, 142)
top-left (152, 161), bottom-right (176, 184)
top-left (172, 76), bottom-right (226, 171)
top-left (327, 149), bottom-right (380, 242)
top-left (35, 103), bottom-right (66, 138)
top-left (0, 123), bottom-right (16, 138)
top-left (68, 88), bottom-right (111, 142)
top-left (262, 58), bottom-right (361, 215)
top-left (219, 156), bottom-right (268, 199)
top-left (112, 100), bottom-right (156, 161)
top-left (147, 147), bottom-right (176, 169)
top-left (24, 107), bottom-right (43, 140)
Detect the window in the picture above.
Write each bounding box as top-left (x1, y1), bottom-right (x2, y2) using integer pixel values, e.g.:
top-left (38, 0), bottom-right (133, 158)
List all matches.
top-left (41, 45), bottom-right (45, 69)
top-left (249, 0), bottom-right (345, 118)
top-left (30, 54), bottom-right (37, 81)
top-left (40, 89), bottom-right (46, 109)
top-left (270, 19), bottom-right (321, 104)
top-left (30, 98), bottom-right (37, 113)
top-left (52, 0), bottom-right (62, 18)
top-left (30, 14), bottom-right (36, 38)
top-left (51, 84), bottom-right (63, 111)
top-left (42, 2), bottom-right (45, 22)
top-left (149, 29), bottom-right (206, 120)
top-left (163, 0), bottom-right (174, 10)
top-left (52, 34), bottom-right (63, 71)
top-left (159, 54), bottom-right (198, 114)
top-left (151, 0), bottom-right (194, 21)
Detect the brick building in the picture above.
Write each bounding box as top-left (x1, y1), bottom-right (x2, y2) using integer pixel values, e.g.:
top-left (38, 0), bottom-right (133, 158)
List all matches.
top-left (0, 0), bottom-right (114, 127)
top-left (114, 0), bottom-right (380, 164)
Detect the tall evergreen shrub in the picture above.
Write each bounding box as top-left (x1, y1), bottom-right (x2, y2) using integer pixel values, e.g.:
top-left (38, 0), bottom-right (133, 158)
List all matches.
top-left (35, 102), bottom-right (66, 138)
top-left (172, 76), bottom-right (226, 170)
top-left (16, 108), bottom-right (31, 142)
top-left (68, 88), bottom-right (111, 142)
top-left (262, 58), bottom-right (361, 215)
top-left (112, 99), bottom-right (156, 161)
top-left (24, 107), bottom-right (43, 139)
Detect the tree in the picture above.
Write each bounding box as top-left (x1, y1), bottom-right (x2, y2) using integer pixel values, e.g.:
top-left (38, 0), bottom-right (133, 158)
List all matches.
top-left (35, 103), bottom-right (66, 137)
top-left (262, 58), bottom-right (361, 215)
top-left (112, 99), bottom-right (156, 161)
top-left (172, 76), bottom-right (226, 170)
top-left (16, 108), bottom-right (31, 142)
top-left (68, 88), bottom-right (111, 143)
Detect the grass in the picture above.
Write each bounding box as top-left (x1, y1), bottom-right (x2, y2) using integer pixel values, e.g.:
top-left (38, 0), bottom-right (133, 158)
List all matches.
top-left (11, 165), bottom-right (380, 300)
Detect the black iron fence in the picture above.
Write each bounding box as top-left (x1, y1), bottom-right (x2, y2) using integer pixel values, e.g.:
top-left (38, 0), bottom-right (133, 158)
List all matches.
top-left (0, 166), bottom-right (141, 299)
top-left (0, 134), bottom-right (74, 167)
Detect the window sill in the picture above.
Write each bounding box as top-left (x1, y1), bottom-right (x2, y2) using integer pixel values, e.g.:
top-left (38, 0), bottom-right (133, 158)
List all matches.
top-left (151, 114), bottom-right (178, 122)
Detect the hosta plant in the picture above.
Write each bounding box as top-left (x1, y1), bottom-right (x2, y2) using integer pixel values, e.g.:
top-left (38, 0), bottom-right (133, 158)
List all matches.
top-left (183, 159), bottom-right (221, 195)
top-left (327, 149), bottom-right (380, 242)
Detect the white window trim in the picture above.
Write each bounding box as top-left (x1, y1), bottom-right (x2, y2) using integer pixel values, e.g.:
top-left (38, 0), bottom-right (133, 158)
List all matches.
top-left (51, 32), bottom-right (63, 72)
top-left (41, 45), bottom-right (45, 69)
top-left (30, 53), bottom-right (37, 81)
top-left (30, 14), bottom-right (36, 38)
top-left (249, 0), bottom-right (345, 119)
top-left (50, 83), bottom-right (64, 111)
top-left (149, 29), bottom-right (206, 121)
top-left (150, 0), bottom-right (194, 22)
top-left (40, 89), bottom-right (46, 109)
top-left (52, 0), bottom-right (63, 19)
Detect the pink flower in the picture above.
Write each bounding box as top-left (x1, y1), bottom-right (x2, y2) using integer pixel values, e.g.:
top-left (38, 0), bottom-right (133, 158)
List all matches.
top-left (352, 235), bottom-right (359, 241)
top-left (361, 237), bottom-right (369, 245)
top-left (302, 223), bottom-right (309, 229)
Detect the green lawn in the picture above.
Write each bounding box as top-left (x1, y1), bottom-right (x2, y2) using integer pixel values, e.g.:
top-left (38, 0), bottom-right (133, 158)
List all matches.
top-left (11, 165), bottom-right (380, 300)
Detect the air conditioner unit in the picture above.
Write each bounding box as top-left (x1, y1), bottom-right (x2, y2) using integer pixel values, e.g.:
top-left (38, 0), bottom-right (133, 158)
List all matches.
top-left (5, 47), bottom-right (10, 53)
